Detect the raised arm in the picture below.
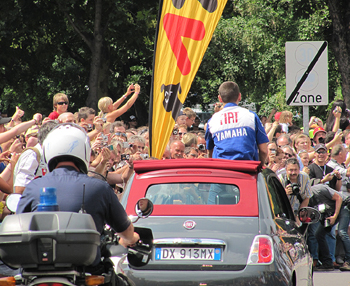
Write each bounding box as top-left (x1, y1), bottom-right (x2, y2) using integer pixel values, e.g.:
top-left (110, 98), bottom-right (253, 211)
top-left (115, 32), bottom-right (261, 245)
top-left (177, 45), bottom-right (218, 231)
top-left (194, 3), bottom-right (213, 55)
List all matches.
top-left (106, 84), bottom-right (140, 123)
top-left (0, 113), bottom-right (42, 144)
top-left (112, 84), bottom-right (135, 110)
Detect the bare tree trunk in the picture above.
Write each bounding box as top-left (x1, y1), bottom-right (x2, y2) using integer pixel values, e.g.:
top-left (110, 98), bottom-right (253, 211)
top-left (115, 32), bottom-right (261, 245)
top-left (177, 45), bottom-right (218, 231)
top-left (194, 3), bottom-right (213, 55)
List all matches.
top-left (327, 0), bottom-right (350, 107)
top-left (86, 0), bottom-right (104, 111)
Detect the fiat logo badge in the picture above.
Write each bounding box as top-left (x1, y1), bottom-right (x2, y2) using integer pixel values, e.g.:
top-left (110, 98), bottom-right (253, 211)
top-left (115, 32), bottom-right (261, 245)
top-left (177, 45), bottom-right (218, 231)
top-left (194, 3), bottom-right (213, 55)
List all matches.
top-left (183, 220), bottom-right (196, 230)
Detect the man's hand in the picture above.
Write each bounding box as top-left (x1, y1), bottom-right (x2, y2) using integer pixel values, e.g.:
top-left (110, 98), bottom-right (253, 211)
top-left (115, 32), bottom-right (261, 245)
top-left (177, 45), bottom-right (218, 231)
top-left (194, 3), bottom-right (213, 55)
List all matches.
top-left (302, 166), bottom-right (310, 175)
top-left (333, 106), bottom-right (342, 118)
top-left (0, 151), bottom-right (12, 163)
top-left (9, 138), bottom-right (24, 153)
top-left (93, 116), bottom-right (104, 132)
top-left (322, 173), bottom-right (334, 183)
top-left (334, 130), bottom-right (343, 142)
top-left (333, 170), bottom-right (342, 180)
top-left (100, 147), bottom-right (111, 164)
top-left (12, 106), bottom-right (24, 121)
top-left (118, 232), bottom-right (140, 248)
top-left (285, 184), bottom-right (293, 195)
top-left (33, 113), bottom-right (42, 124)
top-left (327, 215), bottom-right (337, 226)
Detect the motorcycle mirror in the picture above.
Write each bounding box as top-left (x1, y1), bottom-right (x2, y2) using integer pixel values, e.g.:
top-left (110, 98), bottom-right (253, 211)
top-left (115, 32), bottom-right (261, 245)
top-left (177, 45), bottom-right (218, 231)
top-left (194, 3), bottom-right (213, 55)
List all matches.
top-left (135, 198), bottom-right (153, 219)
top-left (298, 207), bottom-right (321, 224)
top-left (5, 194), bottom-right (22, 213)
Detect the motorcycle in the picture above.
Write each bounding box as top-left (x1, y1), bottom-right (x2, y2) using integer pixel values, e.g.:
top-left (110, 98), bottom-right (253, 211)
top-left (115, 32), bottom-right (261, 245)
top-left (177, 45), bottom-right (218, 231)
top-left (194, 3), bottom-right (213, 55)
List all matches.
top-left (0, 196), bottom-right (153, 286)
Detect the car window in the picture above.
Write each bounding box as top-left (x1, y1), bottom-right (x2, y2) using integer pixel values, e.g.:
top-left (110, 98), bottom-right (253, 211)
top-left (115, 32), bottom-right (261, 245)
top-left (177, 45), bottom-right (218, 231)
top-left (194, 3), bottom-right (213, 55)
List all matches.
top-left (266, 176), bottom-right (294, 220)
top-left (145, 183), bottom-right (240, 205)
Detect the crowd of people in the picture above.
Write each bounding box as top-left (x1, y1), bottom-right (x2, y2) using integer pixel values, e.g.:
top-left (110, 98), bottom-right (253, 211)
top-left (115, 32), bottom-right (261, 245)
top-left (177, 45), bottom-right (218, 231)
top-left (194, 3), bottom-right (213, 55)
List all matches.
top-left (0, 83), bottom-right (209, 210)
top-left (262, 99), bottom-right (350, 272)
top-left (1, 81), bottom-right (350, 274)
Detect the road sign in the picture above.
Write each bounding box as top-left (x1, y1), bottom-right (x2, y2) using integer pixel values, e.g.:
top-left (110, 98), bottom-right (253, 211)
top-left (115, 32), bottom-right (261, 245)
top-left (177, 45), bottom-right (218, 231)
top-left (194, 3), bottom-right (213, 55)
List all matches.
top-left (286, 41), bottom-right (328, 106)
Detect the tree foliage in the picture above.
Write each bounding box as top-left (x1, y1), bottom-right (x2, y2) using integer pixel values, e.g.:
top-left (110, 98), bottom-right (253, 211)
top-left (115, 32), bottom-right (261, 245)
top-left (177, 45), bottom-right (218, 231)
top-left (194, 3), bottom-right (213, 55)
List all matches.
top-left (0, 0), bottom-right (347, 125)
top-left (0, 0), bottom-right (158, 120)
top-left (189, 0), bottom-right (341, 121)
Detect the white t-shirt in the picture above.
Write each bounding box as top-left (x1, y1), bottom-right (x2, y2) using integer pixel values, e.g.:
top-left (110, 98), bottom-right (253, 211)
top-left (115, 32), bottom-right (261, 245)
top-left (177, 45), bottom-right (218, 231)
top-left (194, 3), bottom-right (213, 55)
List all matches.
top-left (13, 144), bottom-right (47, 191)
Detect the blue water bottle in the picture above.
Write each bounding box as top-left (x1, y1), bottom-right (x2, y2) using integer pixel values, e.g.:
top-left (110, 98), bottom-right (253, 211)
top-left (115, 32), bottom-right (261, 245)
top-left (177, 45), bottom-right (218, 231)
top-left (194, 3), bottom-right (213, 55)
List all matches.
top-left (37, 187), bottom-right (59, 211)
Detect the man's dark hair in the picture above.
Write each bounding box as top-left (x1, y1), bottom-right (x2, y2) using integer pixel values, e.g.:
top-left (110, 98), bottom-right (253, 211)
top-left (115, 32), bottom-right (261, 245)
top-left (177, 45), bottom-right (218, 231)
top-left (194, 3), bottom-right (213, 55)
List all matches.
top-left (285, 157), bottom-right (300, 169)
top-left (38, 121), bottom-right (59, 145)
top-left (274, 125), bottom-right (282, 137)
top-left (218, 81), bottom-right (240, 103)
top-left (77, 107), bottom-right (95, 122)
top-left (288, 125), bottom-right (301, 135)
top-left (331, 144), bottom-right (343, 157)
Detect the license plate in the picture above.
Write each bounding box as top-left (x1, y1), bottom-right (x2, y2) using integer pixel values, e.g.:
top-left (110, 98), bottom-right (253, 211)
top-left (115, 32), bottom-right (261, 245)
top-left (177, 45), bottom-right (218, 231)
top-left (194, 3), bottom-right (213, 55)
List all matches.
top-left (155, 247), bottom-right (221, 260)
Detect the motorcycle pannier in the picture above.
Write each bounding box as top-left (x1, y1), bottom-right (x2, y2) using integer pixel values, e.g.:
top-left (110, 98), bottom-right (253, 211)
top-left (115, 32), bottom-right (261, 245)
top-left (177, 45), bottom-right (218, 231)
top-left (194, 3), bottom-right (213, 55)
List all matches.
top-left (0, 212), bottom-right (100, 268)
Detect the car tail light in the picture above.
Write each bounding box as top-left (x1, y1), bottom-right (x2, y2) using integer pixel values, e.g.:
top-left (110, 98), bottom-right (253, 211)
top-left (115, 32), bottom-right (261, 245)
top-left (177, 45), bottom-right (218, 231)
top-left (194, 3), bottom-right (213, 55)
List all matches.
top-left (247, 235), bottom-right (274, 265)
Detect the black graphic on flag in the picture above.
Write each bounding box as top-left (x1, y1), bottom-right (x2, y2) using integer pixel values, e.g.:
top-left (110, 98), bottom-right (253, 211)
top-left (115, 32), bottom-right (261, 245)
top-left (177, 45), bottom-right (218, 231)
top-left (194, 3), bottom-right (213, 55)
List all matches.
top-left (161, 83), bottom-right (183, 120)
top-left (172, 0), bottom-right (217, 13)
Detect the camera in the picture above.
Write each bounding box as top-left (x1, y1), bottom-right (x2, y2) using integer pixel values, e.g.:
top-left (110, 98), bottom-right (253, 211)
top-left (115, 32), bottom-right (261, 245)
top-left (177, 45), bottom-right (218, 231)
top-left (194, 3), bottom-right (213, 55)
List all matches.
top-left (107, 145), bottom-right (114, 151)
top-left (318, 137), bottom-right (325, 144)
top-left (290, 183), bottom-right (300, 196)
top-left (173, 129), bottom-right (178, 135)
top-left (100, 133), bottom-right (108, 146)
top-left (197, 144), bottom-right (205, 151)
top-left (140, 153), bottom-right (149, 160)
top-left (121, 154), bottom-right (130, 161)
top-left (317, 203), bottom-right (334, 230)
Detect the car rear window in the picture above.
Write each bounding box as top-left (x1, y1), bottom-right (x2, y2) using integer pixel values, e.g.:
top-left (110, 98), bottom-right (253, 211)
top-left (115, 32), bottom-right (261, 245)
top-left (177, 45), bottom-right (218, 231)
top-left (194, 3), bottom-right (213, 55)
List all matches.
top-left (146, 183), bottom-right (240, 205)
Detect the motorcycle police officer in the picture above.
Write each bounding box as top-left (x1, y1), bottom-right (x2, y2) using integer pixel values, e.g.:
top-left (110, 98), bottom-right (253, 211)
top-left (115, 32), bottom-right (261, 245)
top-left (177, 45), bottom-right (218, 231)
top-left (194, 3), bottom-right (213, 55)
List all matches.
top-left (16, 123), bottom-right (139, 265)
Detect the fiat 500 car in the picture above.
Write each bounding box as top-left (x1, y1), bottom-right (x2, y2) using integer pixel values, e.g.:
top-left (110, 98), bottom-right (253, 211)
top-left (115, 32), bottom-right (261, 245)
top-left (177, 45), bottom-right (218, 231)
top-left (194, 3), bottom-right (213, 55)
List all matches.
top-left (119, 159), bottom-right (315, 286)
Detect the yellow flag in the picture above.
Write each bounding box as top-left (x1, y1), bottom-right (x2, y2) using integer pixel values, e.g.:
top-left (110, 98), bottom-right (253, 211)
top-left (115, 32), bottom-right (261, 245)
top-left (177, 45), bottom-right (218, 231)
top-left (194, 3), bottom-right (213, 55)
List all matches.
top-left (149, 0), bottom-right (228, 158)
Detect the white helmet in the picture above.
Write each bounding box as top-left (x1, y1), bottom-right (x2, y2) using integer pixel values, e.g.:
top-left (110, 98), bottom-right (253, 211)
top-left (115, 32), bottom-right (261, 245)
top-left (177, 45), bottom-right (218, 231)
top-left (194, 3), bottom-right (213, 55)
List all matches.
top-left (43, 123), bottom-right (91, 173)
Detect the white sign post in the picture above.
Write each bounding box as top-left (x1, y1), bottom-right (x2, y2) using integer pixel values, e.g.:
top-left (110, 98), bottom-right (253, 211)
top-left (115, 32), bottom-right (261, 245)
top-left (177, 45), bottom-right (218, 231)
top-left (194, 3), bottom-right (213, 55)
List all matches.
top-left (285, 41), bottom-right (328, 134)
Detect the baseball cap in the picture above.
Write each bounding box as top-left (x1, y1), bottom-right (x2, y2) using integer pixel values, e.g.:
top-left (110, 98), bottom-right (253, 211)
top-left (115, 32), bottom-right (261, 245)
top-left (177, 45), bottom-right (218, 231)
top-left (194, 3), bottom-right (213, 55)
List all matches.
top-left (313, 126), bottom-right (326, 137)
top-left (274, 112), bottom-right (281, 121)
top-left (314, 143), bottom-right (327, 152)
top-left (0, 116), bottom-right (12, 125)
top-left (130, 115), bottom-right (136, 121)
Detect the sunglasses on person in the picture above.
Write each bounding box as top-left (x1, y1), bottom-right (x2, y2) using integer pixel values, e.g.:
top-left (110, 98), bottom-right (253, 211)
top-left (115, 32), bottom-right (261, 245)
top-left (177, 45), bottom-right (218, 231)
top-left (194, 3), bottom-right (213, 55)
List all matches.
top-left (115, 132), bottom-right (127, 139)
top-left (57, 101), bottom-right (69, 105)
top-left (179, 132), bottom-right (187, 136)
top-left (316, 150), bottom-right (327, 154)
top-left (284, 152), bottom-right (293, 158)
top-left (129, 144), bottom-right (145, 150)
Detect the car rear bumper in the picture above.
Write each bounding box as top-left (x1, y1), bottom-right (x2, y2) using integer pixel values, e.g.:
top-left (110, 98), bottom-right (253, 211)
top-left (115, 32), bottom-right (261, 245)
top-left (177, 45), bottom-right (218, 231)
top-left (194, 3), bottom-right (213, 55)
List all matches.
top-left (124, 265), bottom-right (292, 286)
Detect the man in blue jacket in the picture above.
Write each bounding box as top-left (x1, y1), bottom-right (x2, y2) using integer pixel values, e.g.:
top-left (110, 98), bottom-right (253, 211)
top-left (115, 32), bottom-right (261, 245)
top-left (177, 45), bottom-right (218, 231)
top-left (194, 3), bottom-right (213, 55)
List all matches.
top-left (205, 81), bottom-right (268, 164)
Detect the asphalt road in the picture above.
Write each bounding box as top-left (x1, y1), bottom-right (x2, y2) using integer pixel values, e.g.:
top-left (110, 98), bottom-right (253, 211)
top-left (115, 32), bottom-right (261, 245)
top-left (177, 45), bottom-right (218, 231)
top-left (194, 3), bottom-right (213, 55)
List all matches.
top-left (314, 270), bottom-right (350, 286)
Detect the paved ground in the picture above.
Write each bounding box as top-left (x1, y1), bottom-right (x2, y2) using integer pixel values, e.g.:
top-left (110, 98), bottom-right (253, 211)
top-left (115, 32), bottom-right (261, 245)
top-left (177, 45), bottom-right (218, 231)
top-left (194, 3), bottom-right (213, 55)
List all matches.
top-left (314, 270), bottom-right (350, 286)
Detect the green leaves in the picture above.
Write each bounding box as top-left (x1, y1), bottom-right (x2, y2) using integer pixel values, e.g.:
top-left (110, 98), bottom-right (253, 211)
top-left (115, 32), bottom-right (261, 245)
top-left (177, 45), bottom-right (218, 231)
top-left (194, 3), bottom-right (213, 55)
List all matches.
top-left (191, 0), bottom-right (339, 121)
